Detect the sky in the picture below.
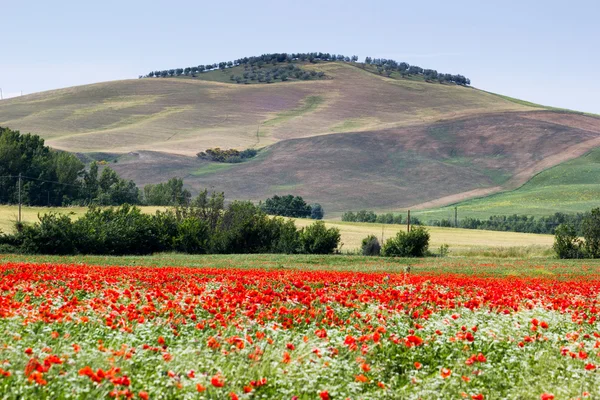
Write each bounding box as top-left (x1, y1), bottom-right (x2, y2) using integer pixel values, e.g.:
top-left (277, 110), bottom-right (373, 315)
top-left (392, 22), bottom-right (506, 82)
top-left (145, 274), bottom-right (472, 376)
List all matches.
top-left (2, 0), bottom-right (599, 114)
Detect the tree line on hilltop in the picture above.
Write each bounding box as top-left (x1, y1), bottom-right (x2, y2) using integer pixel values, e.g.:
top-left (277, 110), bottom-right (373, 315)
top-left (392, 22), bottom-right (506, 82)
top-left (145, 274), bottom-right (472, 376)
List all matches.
top-left (142, 52), bottom-right (470, 86)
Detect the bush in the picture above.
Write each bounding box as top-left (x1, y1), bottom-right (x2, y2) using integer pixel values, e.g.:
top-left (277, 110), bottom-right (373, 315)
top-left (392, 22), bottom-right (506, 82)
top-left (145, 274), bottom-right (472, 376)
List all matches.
top-left (174, 217), bottom-right (210, 254)
top-left (299, 221), bottom-right (341, 254)
top-left (382, 226), bottom-right (430, 257)
top-left (18, 213), bottom-right (78, 255)
top-left (74, 205), bottom-right (159, 255)
top-left (554, 223), bottom-right (584, 259)
top-left (211, 201), bottom-right (281, 254)
top-left (361, 235), bottom-right (381, 256)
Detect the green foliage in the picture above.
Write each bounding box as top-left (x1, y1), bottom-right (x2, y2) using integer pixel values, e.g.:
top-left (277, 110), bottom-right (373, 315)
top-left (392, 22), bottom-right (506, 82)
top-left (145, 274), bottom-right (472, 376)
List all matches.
top-left (299, 221), bottom-right (341, 254)
top-left (582, 208), bottom-right (600, 258)
top-left (342, 210), bottom-right (402, 224)
top-left (173, 217), bottom-right (210, 254)
top-left (553, 224), bottom-right (584, 259)
top-left (382, 227), bottom-right (430, 257)
top-left (449, 213), bottom-right (586, 235)
top-left (361, 235), bottom-right (381, 256)
top-left (310, 203), bottom-right (324, 220)
top-left (95, 167), bottom-right (141, 206)
top-left (0, 127), bottom-right (84, 206)
top-left (143, 177), bottom-right (191, 206)
top-left (18, 213), bottom-right (78, 255)
top-left (196, 148), bottom-right (258, 163)
top-left (262, 195), bottom-right (312, 218)
top-left (74, 205), bottom-right (158, 255)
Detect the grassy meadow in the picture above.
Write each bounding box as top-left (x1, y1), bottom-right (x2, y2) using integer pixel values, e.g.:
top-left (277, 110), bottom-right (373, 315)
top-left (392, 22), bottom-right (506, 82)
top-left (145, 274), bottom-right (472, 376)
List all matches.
top-left (0, 205), bottom-right (554, 257)
top-left (416, 147), bottom-right (600, 221)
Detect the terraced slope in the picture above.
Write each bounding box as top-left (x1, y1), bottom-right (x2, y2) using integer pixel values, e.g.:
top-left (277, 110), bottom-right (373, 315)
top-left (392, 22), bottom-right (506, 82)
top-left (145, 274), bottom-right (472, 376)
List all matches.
top-left (2, 61), bottom-right (600, 214)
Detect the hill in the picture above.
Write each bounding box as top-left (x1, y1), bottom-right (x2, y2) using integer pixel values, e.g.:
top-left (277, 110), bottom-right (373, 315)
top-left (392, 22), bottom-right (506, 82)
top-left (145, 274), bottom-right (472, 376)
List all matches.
top-left (414, 146), bottom-right (600, 222)
top-left (1, 58), bottom-right (600, 214)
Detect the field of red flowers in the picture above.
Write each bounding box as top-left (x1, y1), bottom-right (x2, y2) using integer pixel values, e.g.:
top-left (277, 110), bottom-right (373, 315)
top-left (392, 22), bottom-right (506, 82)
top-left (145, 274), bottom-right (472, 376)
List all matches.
top-left (0, 261), bottom-right (599, 399)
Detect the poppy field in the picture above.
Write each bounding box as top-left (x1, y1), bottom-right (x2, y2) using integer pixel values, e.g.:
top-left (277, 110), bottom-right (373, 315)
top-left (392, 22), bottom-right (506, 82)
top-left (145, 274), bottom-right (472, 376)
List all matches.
top-left (0, 257), bottom-right (600, 399)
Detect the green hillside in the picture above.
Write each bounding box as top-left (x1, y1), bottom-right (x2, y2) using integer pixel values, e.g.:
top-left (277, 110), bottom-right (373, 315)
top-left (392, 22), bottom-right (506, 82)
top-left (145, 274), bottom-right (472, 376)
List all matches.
top-left (415, 147), bottom-right (600, 221)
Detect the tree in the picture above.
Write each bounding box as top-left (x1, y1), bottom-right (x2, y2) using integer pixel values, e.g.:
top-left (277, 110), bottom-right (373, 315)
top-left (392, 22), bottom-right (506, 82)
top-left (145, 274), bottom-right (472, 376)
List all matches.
top-left (365, 57), bottom-right (372, 64)
top-left (310, 204), bottom-right (324, 220)
top-left (582, 208), bottom-right (600, 258)
top-left (554, 223), bottom-right (583, 259)
top-left (262, 195), bottom-right (312, 218)
top-left (382, 226), bottom-right (430, 257)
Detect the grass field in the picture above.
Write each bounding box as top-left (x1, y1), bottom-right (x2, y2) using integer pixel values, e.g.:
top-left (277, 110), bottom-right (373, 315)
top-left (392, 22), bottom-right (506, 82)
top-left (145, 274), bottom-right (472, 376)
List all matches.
top-left (0, 205), bottom-right (554, 256)
top-left (416, 147), bottom-right (600, 221)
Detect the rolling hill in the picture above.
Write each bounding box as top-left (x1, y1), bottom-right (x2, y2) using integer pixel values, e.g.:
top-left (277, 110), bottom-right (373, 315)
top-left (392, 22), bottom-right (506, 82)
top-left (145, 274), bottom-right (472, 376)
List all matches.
top-left (1, 59), bottom-right (600, 215)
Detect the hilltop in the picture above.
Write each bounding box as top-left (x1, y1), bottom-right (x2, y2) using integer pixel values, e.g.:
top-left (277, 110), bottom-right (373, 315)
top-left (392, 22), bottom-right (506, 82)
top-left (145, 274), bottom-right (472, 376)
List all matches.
top-left (1, 55), bottom-right (600, 215)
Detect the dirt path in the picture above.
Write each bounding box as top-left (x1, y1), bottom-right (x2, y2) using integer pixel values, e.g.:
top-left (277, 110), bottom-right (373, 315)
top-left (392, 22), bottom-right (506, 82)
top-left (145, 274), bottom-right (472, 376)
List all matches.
top-left (409, 134), bottom-right (600, 210)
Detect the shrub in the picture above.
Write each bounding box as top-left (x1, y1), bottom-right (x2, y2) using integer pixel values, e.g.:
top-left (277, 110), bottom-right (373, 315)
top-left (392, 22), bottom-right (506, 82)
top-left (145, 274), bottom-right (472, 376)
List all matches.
top-left (173, 217), bottom-right (210, 254)
top-left (361, 235), bottom-right (381, 256)
top-left (299, 221), bottom-right (341, 254)
top-left (74, 205), bottom-right (159, 255)
top-left (18, 213), bottom-right (78, 255)
top-left (211, 201), bottom-right (280, 254)
top-left (271, 219), bottom-right (301, 254)
top-left (554, 223), bottom-right (583, 259)
top-left (382, 227), bottom-right (430, 257)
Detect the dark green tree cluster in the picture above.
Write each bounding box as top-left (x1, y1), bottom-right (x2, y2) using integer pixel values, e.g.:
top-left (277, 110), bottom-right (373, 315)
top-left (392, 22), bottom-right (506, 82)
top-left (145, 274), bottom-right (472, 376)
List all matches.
top-left (364, 57), bottom-right (470, 85)
top-left (0, 191), bottom-right (341, 255)
top-left (342, 210), bottom-right (403, 224)
top-left (0, 127), bottom-right (192, 207)
top-left (196, 148), bottom-right (258, 163)
top-left (143, 178), bottom-right (191, 206)
top-left (554, 208), bottom-right (600, 259)
top-left (229, 64), bottom-right (325, 84)
top-left (0, 127), bottom-right (85, 206)
top-left (261, 195), bottom-right (323, 219)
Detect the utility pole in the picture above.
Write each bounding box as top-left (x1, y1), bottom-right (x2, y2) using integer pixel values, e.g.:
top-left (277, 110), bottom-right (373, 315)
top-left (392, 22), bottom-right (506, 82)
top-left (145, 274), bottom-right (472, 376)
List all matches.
top-left (407, 210), bottom-right (411, 232)
top-left (0, 88), bottom-right (3, 100)
top-left (18, 173), bottom-right (22, 224)
top-left (455, 207), bottom-right (458, 228)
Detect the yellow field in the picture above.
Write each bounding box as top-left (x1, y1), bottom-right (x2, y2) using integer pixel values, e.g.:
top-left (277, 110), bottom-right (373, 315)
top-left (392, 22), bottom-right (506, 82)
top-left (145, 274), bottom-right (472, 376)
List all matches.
top-left (0, 205), bottom-right (554, 256)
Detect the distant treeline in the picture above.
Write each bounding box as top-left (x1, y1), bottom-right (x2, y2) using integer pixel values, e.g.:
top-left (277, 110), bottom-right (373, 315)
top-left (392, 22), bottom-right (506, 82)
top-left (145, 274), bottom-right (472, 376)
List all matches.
top-left (0, 191), bottom-right (340, 256)
top-left (342, 210), bottom-right (422, 225)
top-left (0, 127), bottom-right (190, 207)
top-left (142, 52), bottom-right (470, 85)
top-left (428, 213), bottom-right (586, 235)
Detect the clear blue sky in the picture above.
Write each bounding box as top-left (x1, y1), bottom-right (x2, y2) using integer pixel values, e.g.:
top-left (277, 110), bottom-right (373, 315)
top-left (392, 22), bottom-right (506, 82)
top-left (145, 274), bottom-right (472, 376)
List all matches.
top-left (2, 0), bottom-right (599, 113)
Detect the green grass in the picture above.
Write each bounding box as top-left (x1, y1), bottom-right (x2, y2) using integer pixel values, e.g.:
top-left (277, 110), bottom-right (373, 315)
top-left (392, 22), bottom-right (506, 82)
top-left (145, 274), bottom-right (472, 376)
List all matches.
top-left (416, 147), bottom-right (600, 221)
